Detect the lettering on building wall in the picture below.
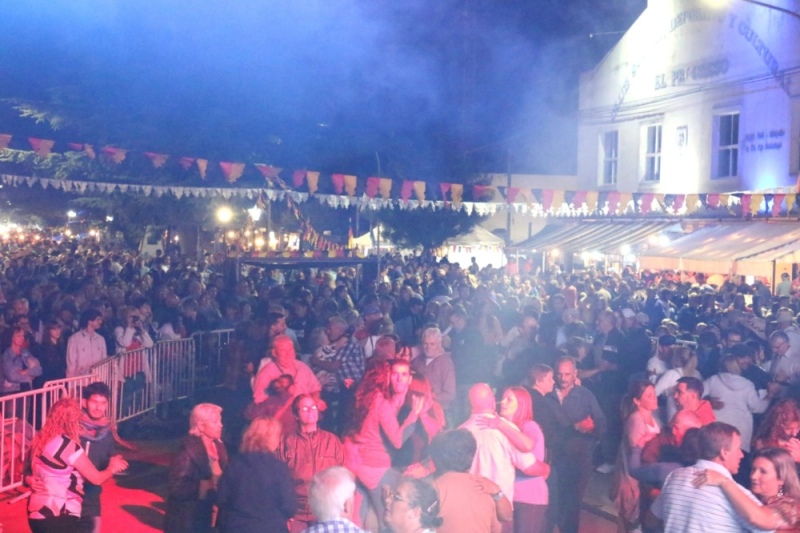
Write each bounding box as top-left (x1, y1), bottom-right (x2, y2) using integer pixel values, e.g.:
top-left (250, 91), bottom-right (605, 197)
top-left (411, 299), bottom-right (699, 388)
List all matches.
top-left (743, 129), bottom-right (785, 152)
top-left (729, 14), bottom-right (791, 95)
top-left (654, 57), bottom-right (729, 91)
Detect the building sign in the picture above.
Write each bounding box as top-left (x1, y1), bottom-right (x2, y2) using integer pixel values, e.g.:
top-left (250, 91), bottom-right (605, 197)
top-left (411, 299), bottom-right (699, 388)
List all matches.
top-left (743, 129), bottom-right (785, 153)
top-left (654, 57), bottom-right (729, 90)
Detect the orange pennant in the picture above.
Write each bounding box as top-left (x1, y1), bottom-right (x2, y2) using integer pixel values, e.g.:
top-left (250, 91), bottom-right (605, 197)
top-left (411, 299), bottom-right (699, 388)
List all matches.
top-left (145, 152), bottom-right (169, 168)
top-left (220, 162), bottom-right (245, 183)
top-left (379, 178), bottom-right (392, 200)
top-left (197, 158), bottom-right (208, 179)
top-left (412, 181), bottom-right (426, 202)
top-left (84, 144), bottom-right (96, 159)
top-left (344, 175), bottom-right (357, 196)
top-left (451, 184), bottom-right (464, 204)
top-left (0, 134), bottom-right (11, 150)
top-left (307, 171), bottom-right (320, 194)
top-left (101, 146), bottom-right (127, 164)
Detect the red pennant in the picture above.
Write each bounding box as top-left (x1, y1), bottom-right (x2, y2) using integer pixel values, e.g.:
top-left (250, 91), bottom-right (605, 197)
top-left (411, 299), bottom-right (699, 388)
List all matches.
top-left (401, 180), bottom-right (414, 201)
top-left (29, 138), bottom-right (55, 157)
top-left (773, 194), bottom-right (786, 216)
top-left (473, 184), bottom-right (487, 199)
top-left (640, 193), bottom-right (654, 214)
top-left (68, 143), bottom-right (83, 151)
top-left (101, 146), bottom-right (127, 164)
top-left (0, 134), bottom-right (11, 150)
top-left (332, 174), bottom-right (345, 194)
top-left (506, 187), bottom-right (521, 203)
top-left (440, 183), bottom-right (451, 200)
top-left (255, 164), bottom-right (282, 179)
top-left (293, 170), bottom-right (307, 188)
top-left (366, 177), bottom-right (380, 198)
top-left (673, 194), bottom-right (685, 212)
top-left (178, 157), bottom-right (195, 170)
top-left (707, 194), bottom-right (720, 208)
top-left (144, 152), bottom-right (169, 168)
top-left (541, 189), bottom-right (555, 211)
top-left (219, 162), bottom-right (245, 182)
top-left (741, 194), bottom-right (751, 216)
top-left (572, 190), bottom-right (587, 207)
top-left (607, 191), bottom-right (620, 213)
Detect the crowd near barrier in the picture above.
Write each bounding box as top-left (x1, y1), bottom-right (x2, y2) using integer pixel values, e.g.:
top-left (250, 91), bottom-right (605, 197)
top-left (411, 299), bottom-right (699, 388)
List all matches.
top-left (0, 329), bottom-right (234, 495)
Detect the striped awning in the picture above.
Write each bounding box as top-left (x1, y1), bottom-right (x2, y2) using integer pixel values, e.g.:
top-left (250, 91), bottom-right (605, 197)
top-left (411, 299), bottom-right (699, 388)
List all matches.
top-left (513, 220), bottom-right (675, 254)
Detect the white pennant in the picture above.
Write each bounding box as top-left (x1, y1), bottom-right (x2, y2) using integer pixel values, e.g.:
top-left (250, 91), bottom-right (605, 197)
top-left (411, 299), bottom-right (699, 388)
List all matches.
top-left (143, 186), bottom-right (153, 196)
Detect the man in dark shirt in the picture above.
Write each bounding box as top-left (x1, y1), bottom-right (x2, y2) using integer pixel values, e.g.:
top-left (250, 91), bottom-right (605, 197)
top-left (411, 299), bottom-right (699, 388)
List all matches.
top-left (449, 306), bottom-right (490, 422)
top-left (548, 356), bottom-right (606, 533)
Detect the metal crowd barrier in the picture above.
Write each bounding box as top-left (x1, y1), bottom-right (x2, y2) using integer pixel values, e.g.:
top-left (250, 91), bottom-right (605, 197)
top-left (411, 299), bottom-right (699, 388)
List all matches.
top-left (90, 337), bottom-right (197, 422)
top-left (0, 375), bottom-right (97, 494)
top-left (0, 329), bottom-right (234, 495)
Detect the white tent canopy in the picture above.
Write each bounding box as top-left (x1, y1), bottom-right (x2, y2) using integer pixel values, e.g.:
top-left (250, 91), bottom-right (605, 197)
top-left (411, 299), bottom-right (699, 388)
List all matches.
top-left (440, 225), bottom-right (506, 268)
top-left (639, 222), bottom-right (800, 279)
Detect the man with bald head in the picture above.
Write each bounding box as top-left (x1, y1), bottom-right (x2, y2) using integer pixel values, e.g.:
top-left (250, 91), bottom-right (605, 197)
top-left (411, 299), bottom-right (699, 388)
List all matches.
top-left (459, 383), bottom-right (549, 512)
top-left (252, 334), bottom-right (323, 407)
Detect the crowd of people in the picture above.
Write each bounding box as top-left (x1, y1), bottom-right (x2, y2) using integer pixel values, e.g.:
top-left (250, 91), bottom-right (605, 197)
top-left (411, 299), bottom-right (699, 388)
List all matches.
top-left (10, 233), bottom-right (800, 532)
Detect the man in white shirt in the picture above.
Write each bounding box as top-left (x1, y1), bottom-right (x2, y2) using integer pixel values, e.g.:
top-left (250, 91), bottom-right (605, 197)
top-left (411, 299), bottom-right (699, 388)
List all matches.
top-left (66, 309), bottom-right (108, 377)
top-left (649, 422), bottom-right (772, 532)
top-left (459, 383), bottom-right (549, 503)
top-left (769, 331), bottom-right (800, 390)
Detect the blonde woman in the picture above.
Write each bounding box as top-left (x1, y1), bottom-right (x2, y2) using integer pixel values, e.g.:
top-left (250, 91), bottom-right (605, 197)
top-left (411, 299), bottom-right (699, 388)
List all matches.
top-left (218, 417), bottom-right (298, 533)
top-left (165, 403), bottom-right (228, 533)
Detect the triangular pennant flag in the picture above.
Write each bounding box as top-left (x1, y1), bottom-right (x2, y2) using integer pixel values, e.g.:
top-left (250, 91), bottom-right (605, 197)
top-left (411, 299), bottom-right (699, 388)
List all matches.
top-left (344, 175), bottom-right (357, 196)
top-left (0, 134), bottom-right (11, 150)
top-left (618, 192), bottom-right (632, 214)
top-left (719, 194), bottom-right (730, 208)
top-left (586, 191), bottom-right (599, 213)
top-left (473, 184), bottom-right (488, 200)
top-left (366, 177), bottom-right (380, 198)
top-left (685, 194), bottom-right (699, 213)
top-left (378, 178), bottom-right (392, 200)
top-left (451, 184), bottom-right (463, 205)
top-left (506, 187), bottom-right (521, 204)
top-left (707, 193), bottom-right (720, 208)
top-left (307, 171), bottom-right (320, 194)
top-left (497, 186), bottom-right (508, 201)
top-left (293, 170), bottom-right (307, 188)
top-left (440, 183), bottom-right (451, 201)
top-left (607, 191), bottom-right (621, 213)
top-left (102, 147), bottom-right (127, 164)
top-left (255, 164), bottom-right (282, 180)
top-left (178, 157), bottom-right (195, 170)
top-left (332, 174), bottom-right (345, 195)
top-left (750, 193), bottom-right (764, 215)
top-left (572, 190), bottom-right (587, 209)
top-left (741, 194), bottom-right (752, 216)
top-left (67, 143), bottom-right (83, 151)
top-left (773, 193), bottom-right (786, 216)
top-left (29, 138), bottom-right (55, 157)
top-left (400, 180), bottom-right (414, 201)
top-left (144, 152), bottom-right (169, 168)
top-left (84, 144), bottom-right (96, 159)
top-left (787, 193), bottom-right (796, 213)
top-left (541, 190), bottom-right (555, 211)
top-left (673, 194), bottom-right (685, 213)
top-left (196, 158), bottom-right (208, 179)
top-left (552, 190), bottom-right (566, 212)
top-left (412, 181), bottom-right (426, 202)
top-left (463, 202), bottom-right (474, 215)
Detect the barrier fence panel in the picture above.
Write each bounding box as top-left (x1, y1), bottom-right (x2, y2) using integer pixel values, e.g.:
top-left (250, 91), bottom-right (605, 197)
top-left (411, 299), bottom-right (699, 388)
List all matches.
top-left (0, 375), bottom-right (96, 494)
top-left (192, 329), bottom-right (233, 390)
top-left (153, 338), bottom-right (196, 404)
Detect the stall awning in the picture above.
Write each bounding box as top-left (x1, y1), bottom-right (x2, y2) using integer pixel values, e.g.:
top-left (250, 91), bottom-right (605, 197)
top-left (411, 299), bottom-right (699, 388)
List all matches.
top-left (639, 222), bottom-right (800, 277)
top-left (513, 221), bottom-right (675, 254)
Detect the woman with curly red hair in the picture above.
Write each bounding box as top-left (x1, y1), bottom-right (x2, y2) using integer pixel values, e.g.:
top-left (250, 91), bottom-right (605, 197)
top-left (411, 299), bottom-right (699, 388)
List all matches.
top-left (27, 397), bottom-right (127, 533)
top-left (753, 398), bottom-right (800, 462)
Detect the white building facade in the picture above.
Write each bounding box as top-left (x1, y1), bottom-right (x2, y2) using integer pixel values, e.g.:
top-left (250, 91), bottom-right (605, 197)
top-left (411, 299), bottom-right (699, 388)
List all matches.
top-left (577, 0), bottom-right (800, 194)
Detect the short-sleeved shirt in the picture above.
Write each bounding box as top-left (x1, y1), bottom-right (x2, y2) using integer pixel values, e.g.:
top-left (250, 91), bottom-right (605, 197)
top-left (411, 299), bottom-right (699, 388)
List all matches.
top-left (28, 435), bottom-right (85, 519)
top-left (460, 415), bottom-right (536, 502)
top-left (651, 460), bottom-right (773, 533)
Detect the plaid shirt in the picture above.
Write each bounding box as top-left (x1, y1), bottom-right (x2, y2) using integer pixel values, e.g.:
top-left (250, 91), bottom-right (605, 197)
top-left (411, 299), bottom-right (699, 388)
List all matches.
top-left (304, 518), bottom-right (369, 533)
top-left (334, 335), bottom-right (365, 388)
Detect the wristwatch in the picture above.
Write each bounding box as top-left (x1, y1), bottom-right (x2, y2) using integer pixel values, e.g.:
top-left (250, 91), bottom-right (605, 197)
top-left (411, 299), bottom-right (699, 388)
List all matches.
top-left (492, 491), bottom-right (504, 501)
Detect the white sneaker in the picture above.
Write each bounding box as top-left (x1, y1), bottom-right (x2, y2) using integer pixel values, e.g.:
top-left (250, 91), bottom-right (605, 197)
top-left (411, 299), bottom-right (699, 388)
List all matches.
top-left (595, 462), bottom-right (615, 474)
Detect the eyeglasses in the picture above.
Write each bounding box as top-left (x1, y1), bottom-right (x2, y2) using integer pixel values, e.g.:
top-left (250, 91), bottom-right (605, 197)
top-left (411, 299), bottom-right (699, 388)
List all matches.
top-left (300, 405), bottom-right (318, 412)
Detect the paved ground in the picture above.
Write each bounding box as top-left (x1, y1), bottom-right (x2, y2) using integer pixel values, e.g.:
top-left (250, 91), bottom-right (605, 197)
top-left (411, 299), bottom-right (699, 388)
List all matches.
top-left (0, 436), bottom-right (618, 532)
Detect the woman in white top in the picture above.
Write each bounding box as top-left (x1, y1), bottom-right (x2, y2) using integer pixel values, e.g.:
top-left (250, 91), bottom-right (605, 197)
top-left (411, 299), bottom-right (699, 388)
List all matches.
top-left (703, 354), bottom-right (775, 452)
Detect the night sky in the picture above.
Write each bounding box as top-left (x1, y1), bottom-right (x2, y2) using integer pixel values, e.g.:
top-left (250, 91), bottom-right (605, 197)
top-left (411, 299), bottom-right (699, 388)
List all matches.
top-left (0, 0), bottom-right (646, 182)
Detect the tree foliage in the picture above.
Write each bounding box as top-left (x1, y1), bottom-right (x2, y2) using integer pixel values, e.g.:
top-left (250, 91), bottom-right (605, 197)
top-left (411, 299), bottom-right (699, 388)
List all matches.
top-left (377, 206), bottom-right (485, 250)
